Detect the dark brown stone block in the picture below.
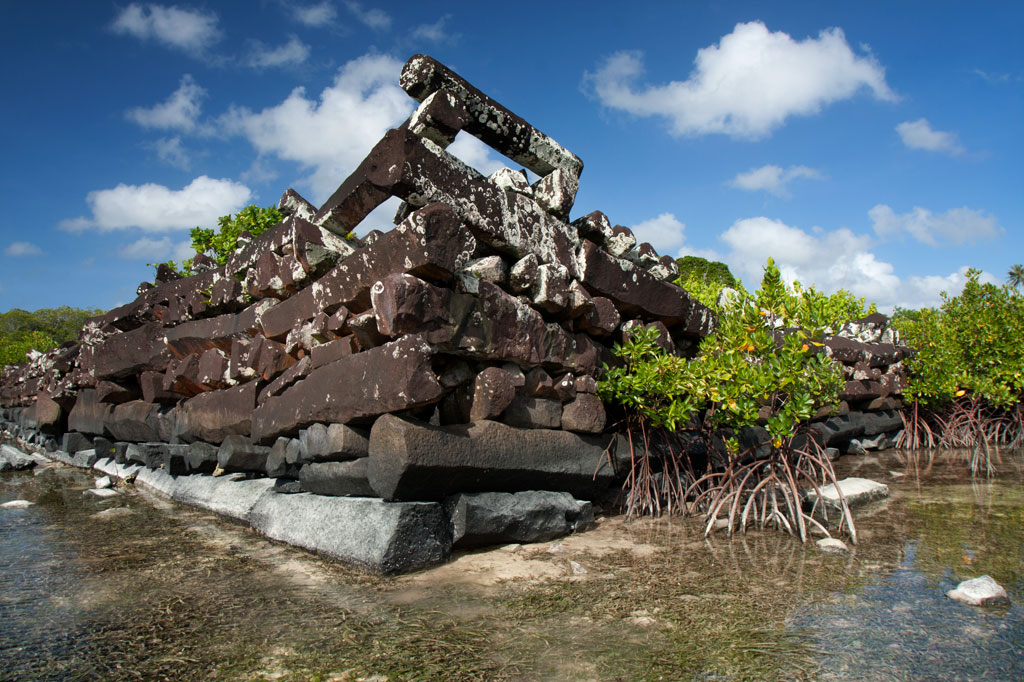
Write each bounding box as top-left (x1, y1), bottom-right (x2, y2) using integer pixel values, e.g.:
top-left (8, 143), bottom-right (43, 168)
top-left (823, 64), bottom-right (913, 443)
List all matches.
top-left (68, 389), bottom-right (112, 436)
top-left (561, 393), bottom-right (607, 434)
top-left (175, 382), bottom-right (257, 444)
top-left (578, 241), bottom-right (713, 335)
top-left (104, 401), bottom-right (166, 442)
top-left (468, 367), bottom-right (516, 421)
top-left (371, 273), bottom-right (454, 341)
top-left (164, 307), bottom-right (260, 358)
top-left (310, 336), bottom-right (357, 369)
top-left (92, 321), bottom-right (172, 380)
top-left (251, 335), bottom-right (444, 443)
top-left (140, 370), bottom-right (179, 404)
top-left (95, 380), bottom-right (140, 405)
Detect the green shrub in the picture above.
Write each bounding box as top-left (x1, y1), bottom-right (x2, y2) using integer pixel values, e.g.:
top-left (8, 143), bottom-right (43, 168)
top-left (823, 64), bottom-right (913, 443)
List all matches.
top-left (894, 270), bottom-right (1024, 410)
top-left (154, 204), bottom-right (284, 276)
top-left (599, 259), bottom-right (855, 540)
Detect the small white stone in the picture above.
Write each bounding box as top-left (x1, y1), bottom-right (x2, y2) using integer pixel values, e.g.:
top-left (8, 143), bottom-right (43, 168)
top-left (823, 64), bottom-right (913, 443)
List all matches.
top-left (1, 499), bottom-right (34, 508)
top-left (95, 475), bottom-right (112, 489)
top-left (947, 575), bottom-right (1010, 607)
top-left (85, 488), bottom-right (120, 499)
top-left (816, 537), bottom-right (850, 554)
top-left (569, 560), bottom-right (588, 575)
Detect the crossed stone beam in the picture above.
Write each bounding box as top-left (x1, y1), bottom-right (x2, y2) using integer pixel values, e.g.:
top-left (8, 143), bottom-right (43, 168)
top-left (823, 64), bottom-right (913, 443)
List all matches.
top-left (400, 54), bottom-right (584, 180)
top-left (313, 55), bottom-right (710, 333)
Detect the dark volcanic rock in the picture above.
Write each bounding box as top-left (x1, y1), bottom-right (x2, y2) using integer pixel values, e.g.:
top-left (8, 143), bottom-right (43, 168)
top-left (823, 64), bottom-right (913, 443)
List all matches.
top-left (252, 335), bottom-right (443, 443)
top-left (218, 435), bottom-right (271, 473)
top-left (68, 389), bottom-right (112, 436)
top-left (468, 367), bottom-right (516, 421)
top-left (298, 422), bottom-right (371, 462)
top-left (92, 322), bottom-right (172, 380)
top-left (299, 459), bottom-right (375, 497)
top-left (175, 382), bottom-right (257, 444)
top-left (446, 490), bottom-right (593, 547)
top-left (560, 394), bottom-right (607, 434)
top-left (248, 493), bottom-right (451, 575)
top-left (501, 395), bottom-right (562, 429)
top-left (367, 414), bottom-right (627, 501)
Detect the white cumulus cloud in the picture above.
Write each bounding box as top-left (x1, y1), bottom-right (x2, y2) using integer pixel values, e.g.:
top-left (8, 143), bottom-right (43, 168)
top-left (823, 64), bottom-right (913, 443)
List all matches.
top-left (729, 164), bottom-right (823, 197)
top-left (118, 236), bottom-right (195, 262)
top-left (60, 176), bottom-right (252, 233)
top-left (344, 1), bottom-right (391, 30)
top-left (586, 21), bottom-right (896, 139)
top-left (111, 3), bottom-right (221, 54)
top-left (294, 2), bottom-right (337, 27)
top-left (219, 54), bottom-right (412, 201)
top-left (895, 118), bottom-right (965, 155)
top-left (248, 35), bottom-right (310, 68)
top-left (5, 242), bottom-right (44, 257)
top-left (715, 215), bottom-right (997, 311)
top-left (870, 204), bottom-right (1001, 246)
top-left (126, 74), bottom-right (206, 131)
top-left (411, 16), bottom-right (456, 43)
top-left (630, 212), bottom-right (689, 255)
top-left (152, 136), bottom-right (191, 169)
top-left (446, 133), bottom-right (509, 177)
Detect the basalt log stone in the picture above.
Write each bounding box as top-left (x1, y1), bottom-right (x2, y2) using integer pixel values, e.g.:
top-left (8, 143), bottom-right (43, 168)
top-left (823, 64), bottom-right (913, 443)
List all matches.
top-left (298, 422), bottom-right (371, 462)
top-left (32, 393), bottom-right (63, 434)
top-left (218, 435), bottom-right (271, 473)
top-left (299, 459), bottom-right (375, 497)
top-left (446, 490), bottom-right (594, 547)
top-left (404, 89), bottom-right (471, 148)
top-left (104, 401), bottom-right (166, 443)
top-left (400, 54), bottom-right (583, 180)
top-left (258, 203), bottom-right (474, 338)
top-left (560, 393), bottom-right (607, 434)
top-left (367, 414), bottom-right (627, 502)
top-left (501, 395), bottom-right (562, 429)
top-left (175, 382), bottom-right (257, 444)
top-left (577, 241), bottom-right (712, 334)
top-left (164, 308), bottom-right (259, 358)
top-left (92, 322), bottom-right (173, 380)
top-left (248, 493), bottom-right (451, 575)
top-left (68, 389), bottom-right (112, 436)
top-left (252, 335), bottom-right (443, 443)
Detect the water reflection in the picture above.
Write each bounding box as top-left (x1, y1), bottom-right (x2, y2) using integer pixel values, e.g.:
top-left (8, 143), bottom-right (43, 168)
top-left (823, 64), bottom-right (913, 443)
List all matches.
top-left (0, 448), bottom-right (1021, 681)
top-left (789, 449), bottom-right (1024, 681)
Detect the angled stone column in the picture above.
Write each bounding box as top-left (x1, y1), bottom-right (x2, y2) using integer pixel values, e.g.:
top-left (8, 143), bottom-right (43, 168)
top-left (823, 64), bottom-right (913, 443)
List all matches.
top-left (400, 54), bottom-right (584, 180)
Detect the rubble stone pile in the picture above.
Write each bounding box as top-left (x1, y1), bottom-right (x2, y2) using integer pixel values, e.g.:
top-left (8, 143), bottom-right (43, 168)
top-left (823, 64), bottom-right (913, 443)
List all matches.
top-left (0, 55), bottom-right (913, 573)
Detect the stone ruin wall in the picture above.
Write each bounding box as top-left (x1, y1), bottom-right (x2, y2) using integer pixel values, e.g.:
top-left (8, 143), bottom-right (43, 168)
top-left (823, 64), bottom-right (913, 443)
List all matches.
top-left (0, 55), bottom-right (913, 573)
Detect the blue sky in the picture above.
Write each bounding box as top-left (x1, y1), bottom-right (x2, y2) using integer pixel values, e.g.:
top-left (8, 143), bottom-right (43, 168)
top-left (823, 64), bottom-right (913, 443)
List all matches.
top-left (1, 1), bottom-right (1021, 314)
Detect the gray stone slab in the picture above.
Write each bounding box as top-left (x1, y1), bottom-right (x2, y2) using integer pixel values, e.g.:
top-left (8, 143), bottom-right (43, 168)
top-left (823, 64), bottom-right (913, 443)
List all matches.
top-left (0, 444), bottom-right (38, 471)
top-left (92, 458), bottom-right (143, 480)
top-left (134, 467), bottom-right (179, 498)
top-left (169, 473), bottom-right (276, 523)
top-left (807, 477), bottom-right (890, 509)
top-left (249, 492), bottom-right (451, 574)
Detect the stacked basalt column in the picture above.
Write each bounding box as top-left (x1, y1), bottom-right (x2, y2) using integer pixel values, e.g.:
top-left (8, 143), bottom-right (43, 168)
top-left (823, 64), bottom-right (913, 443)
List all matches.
top-left (0, 54), bottom-right (713, 510)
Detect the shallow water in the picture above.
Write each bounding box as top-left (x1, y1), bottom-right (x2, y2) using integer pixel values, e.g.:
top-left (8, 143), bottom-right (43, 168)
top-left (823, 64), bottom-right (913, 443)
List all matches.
top-left (1, 449), bottom-right (1022, 681)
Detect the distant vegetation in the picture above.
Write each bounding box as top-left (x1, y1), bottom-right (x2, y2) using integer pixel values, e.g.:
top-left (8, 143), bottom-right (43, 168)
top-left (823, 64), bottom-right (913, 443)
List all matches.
top-left (0, 306), bottom-right (102, 366)
top-left (892, 269), bottom-right (1024, 463)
